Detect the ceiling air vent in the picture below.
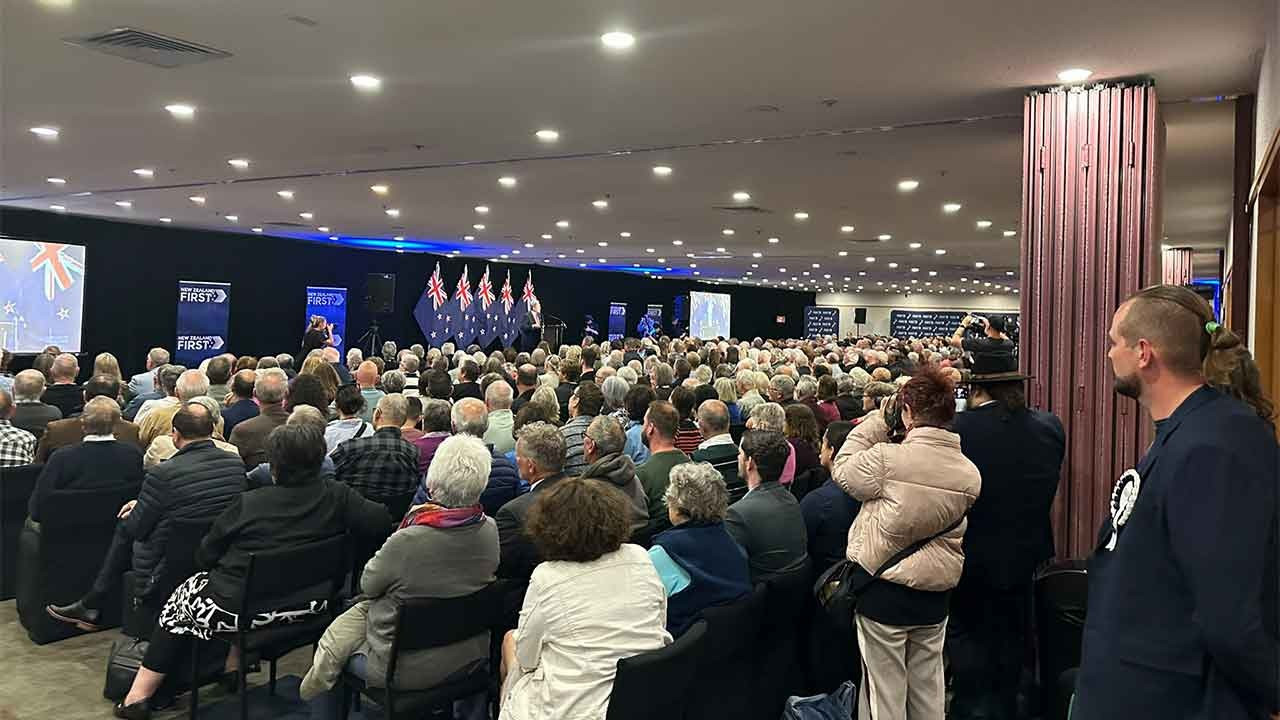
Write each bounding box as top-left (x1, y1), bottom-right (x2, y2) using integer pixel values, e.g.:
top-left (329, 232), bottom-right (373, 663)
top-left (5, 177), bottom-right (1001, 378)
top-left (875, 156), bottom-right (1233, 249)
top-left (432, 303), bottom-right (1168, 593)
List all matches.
top-left (64, 27), bottom-right (233, 68)
top-left (712, 205), bottom-right (773, 214)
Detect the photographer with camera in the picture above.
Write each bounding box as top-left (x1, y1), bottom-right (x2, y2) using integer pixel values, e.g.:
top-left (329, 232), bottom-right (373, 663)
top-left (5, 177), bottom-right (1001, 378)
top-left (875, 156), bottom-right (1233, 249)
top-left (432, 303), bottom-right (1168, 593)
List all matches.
top-left (949, 314), bottom-right (1016, 372)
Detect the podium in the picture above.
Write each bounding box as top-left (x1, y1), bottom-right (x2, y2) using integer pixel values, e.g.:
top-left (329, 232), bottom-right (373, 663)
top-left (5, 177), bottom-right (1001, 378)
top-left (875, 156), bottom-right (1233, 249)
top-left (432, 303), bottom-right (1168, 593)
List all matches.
top-left (543, 321), bottom-right (565, 350)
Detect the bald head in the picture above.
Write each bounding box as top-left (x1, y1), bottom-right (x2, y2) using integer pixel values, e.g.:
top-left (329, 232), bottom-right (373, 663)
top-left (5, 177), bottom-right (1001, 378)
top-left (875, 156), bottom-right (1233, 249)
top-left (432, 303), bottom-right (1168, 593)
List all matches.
top-left (175, 369), bottom-right (210, 401)
top-left (452, 397), bottom-right (489, 437)
top-left (356, 360), bottom-right (380, 388)
top-left (81, 396), bottom-right (121, 435)
top-left (51, 353), bottom-right (79, 383)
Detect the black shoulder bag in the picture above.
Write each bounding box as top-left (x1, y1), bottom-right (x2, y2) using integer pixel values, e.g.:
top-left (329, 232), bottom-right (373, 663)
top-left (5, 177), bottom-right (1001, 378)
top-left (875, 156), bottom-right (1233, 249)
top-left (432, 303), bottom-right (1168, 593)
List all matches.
top-left (813, 514), bottom-right (966, 626)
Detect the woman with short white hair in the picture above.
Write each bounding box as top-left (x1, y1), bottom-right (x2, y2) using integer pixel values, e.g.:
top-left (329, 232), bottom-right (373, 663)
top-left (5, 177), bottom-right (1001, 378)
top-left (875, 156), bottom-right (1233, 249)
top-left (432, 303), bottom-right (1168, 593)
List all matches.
top-left (303, 435), bottom-right (499, 715)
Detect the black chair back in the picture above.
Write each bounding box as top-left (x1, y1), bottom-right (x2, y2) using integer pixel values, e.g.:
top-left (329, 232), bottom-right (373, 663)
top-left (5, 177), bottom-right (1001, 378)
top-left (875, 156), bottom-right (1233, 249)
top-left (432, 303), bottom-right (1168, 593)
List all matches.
top-left (385, 583), bottom-right (503, 687)
top-left (0, 463), bottom-right (42, 600)
top-left (124, 517), bottom-right (214, 637)
top-left (238, 533), bottom-right (348, 622)
top-left (687, 583), bottom-right (768, 720)
top-left (753, 564), bottom-right (813, 716)
top-left (789, 467), bottom-right (824, 502)
top-left (606, 620), bottom-right (708, 720)
top-left (1034, 559), bottom-right (1088, 713)
top-left (729, 423), bottom-right (747, 444)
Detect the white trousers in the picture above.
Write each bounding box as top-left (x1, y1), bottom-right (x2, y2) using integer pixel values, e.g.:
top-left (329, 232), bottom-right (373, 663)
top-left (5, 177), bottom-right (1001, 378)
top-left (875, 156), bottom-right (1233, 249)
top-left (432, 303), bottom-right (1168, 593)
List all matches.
top-left (855, 614), bottom-right (948, 720)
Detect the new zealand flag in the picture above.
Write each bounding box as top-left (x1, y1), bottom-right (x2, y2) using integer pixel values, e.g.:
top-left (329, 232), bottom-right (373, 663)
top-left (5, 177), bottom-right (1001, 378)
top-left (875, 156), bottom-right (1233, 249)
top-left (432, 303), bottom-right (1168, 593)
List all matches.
top-left (412, 262), bottom-right (459, 345)
top-left (474, 265), bottom-right (499, 347)
top-left (0, 238), bottom-right (86, 353)
top-left (498, 270), bottom-right (518, 347)
top-left (450, 265), bottom-right (476, 347)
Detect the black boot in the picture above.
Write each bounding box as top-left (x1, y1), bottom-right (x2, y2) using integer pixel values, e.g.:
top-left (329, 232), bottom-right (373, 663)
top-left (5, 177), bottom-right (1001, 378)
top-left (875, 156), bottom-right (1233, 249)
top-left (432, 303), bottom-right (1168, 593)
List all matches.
top-left (113, 699), bottom-right (151, 720)
top-left (46, 599), bottom-right (101, 631)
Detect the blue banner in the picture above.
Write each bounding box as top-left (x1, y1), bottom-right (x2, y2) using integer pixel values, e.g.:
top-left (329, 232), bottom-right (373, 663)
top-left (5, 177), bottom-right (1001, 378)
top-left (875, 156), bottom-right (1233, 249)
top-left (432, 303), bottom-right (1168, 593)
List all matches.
top-left (305, 286), bottom-right (347, 354)
top-left (804, 306), bottom-right (840, 339)
top-left (175, 280), bottom-right (230, 366)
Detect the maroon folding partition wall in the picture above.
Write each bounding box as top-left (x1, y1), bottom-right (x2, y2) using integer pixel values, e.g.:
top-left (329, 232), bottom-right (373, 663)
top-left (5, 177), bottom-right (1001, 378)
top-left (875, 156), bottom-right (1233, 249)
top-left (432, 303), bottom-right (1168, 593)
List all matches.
top-left (1021, 83), bottom-right (1164, 559)
top-left (1161, 247), bottom-right (1194, 285)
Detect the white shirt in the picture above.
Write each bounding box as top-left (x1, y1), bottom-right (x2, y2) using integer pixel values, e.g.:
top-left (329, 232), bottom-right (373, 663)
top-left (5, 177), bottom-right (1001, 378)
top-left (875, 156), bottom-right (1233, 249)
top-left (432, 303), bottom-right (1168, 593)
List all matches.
top-left (696, 432), bottom-right (736, 452)
top-left (501, 544), bottom-right (671, 720)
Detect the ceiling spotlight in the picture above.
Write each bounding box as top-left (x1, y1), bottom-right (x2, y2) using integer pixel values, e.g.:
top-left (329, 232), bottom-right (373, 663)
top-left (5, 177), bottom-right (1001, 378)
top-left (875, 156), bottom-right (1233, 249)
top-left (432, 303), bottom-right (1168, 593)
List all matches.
top-left (644, 248), bottom-right (655, 254)
top-left (557, 253), bottom-right (566, 259)
top-left (329, 235), bottom-right (339, 241)
top-left (793, 211), bottom-right (810, 221)
top-left (975, 261), bottom-right (986, 268)
top-left (159, 217), bottom-right (172, 223)
top-left (652, 165), bottom-right (673, 176)
top-left (619, 231), bottom-right (632, 238)
top-left (299, 212), bottom-right (314, 220)
top-left (1006, 270), bottom-right (1016, 276)
top-left (464, 235), bottom-right (475, 241)
top-left (370, 184), bottom-right (390, 195)
top-left (114, 200), bottom-right (132, 209)
top-left (597, 241), bottom-right (609, 247)
top-left (576, 248), bottom-right (585, 254)
top-left (1003, 230), bottom-right (1017, 237)
top-left (277, 190), bottom-right (294, 200)
top-left (751, 251), bottom-right (763, 258)
top-left (227, 158), bottom-right (250, 170)
top-left (317, 226), bottom-right (330, 233)
top-left (877, 234), bottom-right (892, 241)
top-left (840, 225), bottom-right (855, 233)
top-left (498, 176), bottom-right (517, 188)
top-left (929, 270), bottom-right (938, 276)
top-left (472, 223), bottom-right (485, 230)
top-left (30, 126), bottom-right (60, 138)
top-left (535, 129), bottom-right (560, 142)
top-left (395, 236), bottom-right (406, 242)
top-left (716, 247), bottom-right (727, 253)
top-left (812, 263), bottom-right (821, 268)
top-left (132, 168), bottom-right (154, 178)
top-left (46, 177), bottom-right (67, 185)
top-left (838, 250), bottom-right (848, 257)
top-left (888, 262), bottom-right (899, 269)
top-left (474, 205), bottom-right (489, 214)
top-left (976, 220), bottom-right (993, 229)
top-left (672, 239), bottom-right (684, 246)
top-left (601, 31), bottom-right (636, 50)
top-left (722, 228), bottom-right (735, 236)
top-left (252, 227), bottom-right (263, 233)
top-left (541, 233), bottom-right (553, 240)
top-left (943, 202), bottom-right (962, 213)
top-left (598, 258), bottom-right (607, 263)
top-left (225, 215), bottom-right (238, 222)
top-left (189, 195), bottom-right (206, 204)
top-left (732, 191), bottom-right (751, 202)
top-left (350, 74), bottom-right (383, 91)
top-left (897, 179), bottom-right (920, 191)
top-left (592, 199), bottom-right (609, 209)
top-left (935, 248), bottom-right (947, 255)
top-left (865, 256), bottom-right (876, 263)
top-left (1057, 68), bottom-right (1093, 84)
top-left (556, 220), bottom-right (570, 229)
top-left (385, 209), bottom-right (401, 218)
top-left (163, 104), bottom-right (196, 118)
top-left (911, 267), bottom-right (920, 273)
top-left (49, 204), bottom-right (66, 211)
top-left (767, 237), bottom-right (780, 244)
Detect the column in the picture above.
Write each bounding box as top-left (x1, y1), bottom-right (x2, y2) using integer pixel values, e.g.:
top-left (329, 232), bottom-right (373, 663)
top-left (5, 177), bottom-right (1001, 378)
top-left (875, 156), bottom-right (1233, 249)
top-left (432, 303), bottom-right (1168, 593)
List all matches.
top-left (1161, 247), bottom-right (1194, 285)
top-left (1021, 82), bottom-right (1164, 558)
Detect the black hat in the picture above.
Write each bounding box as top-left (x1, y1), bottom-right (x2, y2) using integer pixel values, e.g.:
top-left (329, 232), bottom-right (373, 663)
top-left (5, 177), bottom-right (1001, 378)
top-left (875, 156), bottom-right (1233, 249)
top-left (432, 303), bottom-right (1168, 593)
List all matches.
top-left (965, 352), bottom-right (1030, 384)
top-left (986, 316), bottom-right (1007, 334)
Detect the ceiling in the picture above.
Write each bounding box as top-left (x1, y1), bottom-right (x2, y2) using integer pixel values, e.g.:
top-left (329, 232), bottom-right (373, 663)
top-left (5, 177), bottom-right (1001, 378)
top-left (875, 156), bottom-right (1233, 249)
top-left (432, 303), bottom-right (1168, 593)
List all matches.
top-left (0, 0), bottom-right (1264, 295)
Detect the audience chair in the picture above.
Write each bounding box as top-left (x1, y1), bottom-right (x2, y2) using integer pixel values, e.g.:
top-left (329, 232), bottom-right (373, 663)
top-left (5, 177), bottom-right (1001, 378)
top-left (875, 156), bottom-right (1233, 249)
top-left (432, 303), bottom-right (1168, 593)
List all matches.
top-left (121, 517), bottom-right (214, 639)
top-left (728, 423), bottom-right (747, 444)
top-left (605, 620), bottom-right (708, 720)
top-left (1034, 559), bottom-right (1088, 719)
top-left (338, 582), bottom-right (506, 720)
top-left (752, 564), bottom-right (814, 719)
top-left (789, 467), bottom-right (823, 502)
top-left (0, 463), bottom-right (42, 600)
top-left (189, 533), bottom-right (348, 720)
top-left (686, 583), bottom-right (768, 720)
top-left (16, 483), bottom-right (140, 644)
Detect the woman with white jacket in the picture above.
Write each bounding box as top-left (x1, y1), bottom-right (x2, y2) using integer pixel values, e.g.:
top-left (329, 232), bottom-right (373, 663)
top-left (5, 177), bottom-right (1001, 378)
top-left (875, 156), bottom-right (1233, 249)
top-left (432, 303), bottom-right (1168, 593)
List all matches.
top-left (832, 367), bottom-right (981, 720)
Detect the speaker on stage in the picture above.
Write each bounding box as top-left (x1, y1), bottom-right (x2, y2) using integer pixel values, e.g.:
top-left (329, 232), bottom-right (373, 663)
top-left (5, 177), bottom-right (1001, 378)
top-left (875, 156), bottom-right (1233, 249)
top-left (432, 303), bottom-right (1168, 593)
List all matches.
top-left (365, 273), bottom-right (396, 315)
top-left (854, 307), bottom-right (867, 324)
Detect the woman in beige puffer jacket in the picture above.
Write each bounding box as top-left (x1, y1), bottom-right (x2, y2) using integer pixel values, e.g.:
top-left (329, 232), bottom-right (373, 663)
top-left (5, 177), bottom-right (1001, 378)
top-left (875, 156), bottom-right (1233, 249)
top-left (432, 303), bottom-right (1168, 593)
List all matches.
top-left (831, 367), bottom-right (981, 720)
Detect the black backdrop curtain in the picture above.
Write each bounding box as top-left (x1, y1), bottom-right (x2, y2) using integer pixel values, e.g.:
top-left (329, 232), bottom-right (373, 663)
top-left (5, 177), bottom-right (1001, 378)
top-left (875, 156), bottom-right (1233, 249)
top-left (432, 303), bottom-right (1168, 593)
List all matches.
top-left (0, 208), bottom-right (814, 363)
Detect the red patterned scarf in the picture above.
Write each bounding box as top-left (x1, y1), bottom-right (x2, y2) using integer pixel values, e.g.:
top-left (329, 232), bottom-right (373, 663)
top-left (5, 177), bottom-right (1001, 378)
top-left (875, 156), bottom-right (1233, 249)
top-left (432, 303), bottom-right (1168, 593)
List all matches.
top-left (398, 502), bottom-right (485, 530)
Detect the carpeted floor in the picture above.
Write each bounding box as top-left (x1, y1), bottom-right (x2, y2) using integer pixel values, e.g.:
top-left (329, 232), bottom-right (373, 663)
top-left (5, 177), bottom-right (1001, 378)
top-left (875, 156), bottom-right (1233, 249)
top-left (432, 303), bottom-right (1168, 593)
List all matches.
top-left (0, 600), bottom-right (313, 720)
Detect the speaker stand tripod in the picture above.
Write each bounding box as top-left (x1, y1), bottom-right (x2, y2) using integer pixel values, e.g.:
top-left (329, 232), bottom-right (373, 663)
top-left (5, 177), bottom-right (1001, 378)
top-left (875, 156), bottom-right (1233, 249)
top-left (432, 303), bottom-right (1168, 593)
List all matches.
top-left (358, 318), bottom-right (383, 358)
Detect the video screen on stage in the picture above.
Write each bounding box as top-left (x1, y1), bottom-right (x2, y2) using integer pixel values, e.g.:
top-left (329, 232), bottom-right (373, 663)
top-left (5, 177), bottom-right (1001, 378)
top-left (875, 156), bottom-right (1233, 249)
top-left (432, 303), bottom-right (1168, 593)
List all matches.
top-left (0, 237), bottom-right (86, 353)
top-left (689, 291), bottom-right (731, 339)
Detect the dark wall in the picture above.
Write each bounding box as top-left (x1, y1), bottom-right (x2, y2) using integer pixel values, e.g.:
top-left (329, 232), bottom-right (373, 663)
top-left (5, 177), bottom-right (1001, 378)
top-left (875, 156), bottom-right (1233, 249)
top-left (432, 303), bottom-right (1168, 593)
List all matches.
top-left (0, 208), bottom-right (814, 364)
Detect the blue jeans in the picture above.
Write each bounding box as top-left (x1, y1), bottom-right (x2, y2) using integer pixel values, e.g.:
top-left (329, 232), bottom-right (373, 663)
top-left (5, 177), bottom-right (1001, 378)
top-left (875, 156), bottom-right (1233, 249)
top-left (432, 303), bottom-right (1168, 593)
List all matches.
top-left (309, 653), bottom-right (368, 720)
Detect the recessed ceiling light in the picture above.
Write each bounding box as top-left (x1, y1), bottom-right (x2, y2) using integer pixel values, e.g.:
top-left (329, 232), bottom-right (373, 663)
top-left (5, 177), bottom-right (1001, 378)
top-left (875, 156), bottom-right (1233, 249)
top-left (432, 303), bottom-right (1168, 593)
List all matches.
top-left (225, 215), bottom-right (238, 222)
top-left (943, 202), bottom-right (962, 213)
top-left (812, 263), bottom-right (821, 268)
top-left (840, 225), bottom-right (855, 233)
top-left (1003, 230), bottom-right (1017, 237)
top-left (793, 211), bottom-right (810, 221)
top-left (511, 250), bottom-right (520, 255)
top-left (555, 220), bottom-right (570, 229)
top-left (30, 126), bottom-right (60, 138)
top-left (838, 250), bottom-right (848, 257)
top-left (329, 235), bottom-right (338, 241)
top-left (767, 237), bottom-right (780, 244)
top-left (975, 261), bottom-right (986, 268)
top-left (133, 168), bottom-right (154, 178)
top-left (396, 249), bottom-right (405, 254)
top-left (299, 212), bottom-right (314, 220)
top-left (464, 235), bottom-right (475, 241)
top-left (524, 242), bottom-right (535, 248)
top-left (541, 233), bottom-right (553, 240)
top-left (252, 227), bottom-right (263, 233)
top-left (935, 248), bottom-right (947, 255)
top-left (557, 253), bottom-right (566, 258)
top-left (859, 271), bottom-right (867, 276)
top-left (976, 220), bottom-right (992, 229)
top-left (644, 248), bottom-right (655, 254)
top-left (189, 195), bottom-right (206, 205)
top-left (600, 31), bottom-right (636, 50)
top-left (579, 263), bottom-right (587, 268)
top-left (114, 200), bottom-right (132, 209)
top-left (370, 184), bottom-right (389, 195)
top-left (535, 129), bottom-right (560, 142)
top-left (877, 234), bottom-right (892, 241)
top-left (693, 271), bottom-right (701, 276)
top-left (598, 258), bottom-right (607, 263)
top-left (908, 242), bottom-right (923, 249)
top-left (753, 264), bottom-right (760, 269)
top-left (888, 262), bottom-right (899, 269)
top-left (691, 264), bottom-right (699, 269)
top-left (472, 223), bottom-right (485, 230)
top-left (722, 228), bottom-right (735, 236)
top-left (159, 217), bottom-right (172, 223)
top-left (597, 241), bottom-right (609, 247)
top-left (1057, 68), bottom-right (1093, 84)
top-left (716, 247), bottom-right (727, 253)
top-left (1006, 271), bottom-right (1015, 276)
top-left (652, 165), bottom-right (673, 176)
top-left (619, 231), bottom-right (632, 238)
top-left (911, 267), bottom-right (920, 273)
top-left (385, 208), bottom-right (401, 218)
top-left (350, 74), bottom-right (382, 91)
top-left (752, 251), bottom-right (763, 258)
top-left (672, 239), bottom-right (683, 246)
top-left (498, 176), bottom-right (518, 188)
top-left (46, 177), bottom-right (67, 185)
top-left (49, 204), bottom-right (66, 211)
top-left (865, 256), bottom-right (876, 263)
top-left (732, 191), bottom-right (751, 202)
top-left (452, 249), bottom-right (462, 255)
top-left (897, 179), bottom-right (920, 191)
top-left (657, 258), bottom-right (666, 263)
top-left (929, 270), bottom-right (938, 277)
top-left (227, 158), bottom-right (250, 170)
top-left (277, 190), bottom-right (294, 200)
top-left (592, 199), bottom-right (609, 209)
top-left (474, 205), bottom-right (490, 214)
top-left (317, 226), bottom-right (330, 233)
top-left (164, 104), bottom-right (195, 119)
top-left (576, 248), bottom-right (585, 254)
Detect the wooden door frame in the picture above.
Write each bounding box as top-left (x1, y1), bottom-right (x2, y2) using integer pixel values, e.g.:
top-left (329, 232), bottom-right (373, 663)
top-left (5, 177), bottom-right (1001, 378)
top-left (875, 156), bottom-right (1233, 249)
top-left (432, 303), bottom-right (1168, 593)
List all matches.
top-left (1248, 125), bottom-right (1280, 425)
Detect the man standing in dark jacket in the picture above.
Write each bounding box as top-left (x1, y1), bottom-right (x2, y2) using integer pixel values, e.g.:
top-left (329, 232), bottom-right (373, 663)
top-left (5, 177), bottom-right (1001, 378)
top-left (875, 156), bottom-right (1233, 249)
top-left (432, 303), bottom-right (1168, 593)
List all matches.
top-left (948, 363), bottom-right (1065, 720)
top-left (47, 402), bottom-right (245, 631)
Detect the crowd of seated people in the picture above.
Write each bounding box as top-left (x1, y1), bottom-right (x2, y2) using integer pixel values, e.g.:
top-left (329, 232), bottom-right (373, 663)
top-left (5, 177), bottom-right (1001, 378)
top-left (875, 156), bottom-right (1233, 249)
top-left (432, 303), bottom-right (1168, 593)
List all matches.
top-left (0, 308), bottom-right (1274, 720)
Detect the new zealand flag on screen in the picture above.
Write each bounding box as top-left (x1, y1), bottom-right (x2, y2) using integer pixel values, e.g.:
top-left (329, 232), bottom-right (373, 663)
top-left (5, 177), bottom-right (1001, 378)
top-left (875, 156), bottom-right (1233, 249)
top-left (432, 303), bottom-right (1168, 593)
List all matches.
top-left (0, 238), bottom-right (86, 353)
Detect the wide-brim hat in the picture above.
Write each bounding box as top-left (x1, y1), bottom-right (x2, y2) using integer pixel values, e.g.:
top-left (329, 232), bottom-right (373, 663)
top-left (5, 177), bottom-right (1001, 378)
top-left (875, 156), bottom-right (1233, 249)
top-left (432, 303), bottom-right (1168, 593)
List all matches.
top-left (964, 369), bottom-right (1032, 384)
top-left (963, 352), bottom-right (1031, 384)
